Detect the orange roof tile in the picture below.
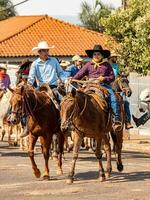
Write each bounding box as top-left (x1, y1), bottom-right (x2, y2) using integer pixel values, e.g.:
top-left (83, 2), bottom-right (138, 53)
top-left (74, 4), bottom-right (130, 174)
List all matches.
top-left (0, 15), bottom-right (115, 57)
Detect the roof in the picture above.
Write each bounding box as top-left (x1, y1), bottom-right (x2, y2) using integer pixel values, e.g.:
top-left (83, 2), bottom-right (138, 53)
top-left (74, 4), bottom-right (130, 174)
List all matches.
top-left (0, 15), bottom-right (115, 57)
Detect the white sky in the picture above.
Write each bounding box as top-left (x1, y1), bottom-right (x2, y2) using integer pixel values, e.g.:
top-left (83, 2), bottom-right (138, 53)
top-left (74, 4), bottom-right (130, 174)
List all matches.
top-left (11, 0), bottom-right (122, 16)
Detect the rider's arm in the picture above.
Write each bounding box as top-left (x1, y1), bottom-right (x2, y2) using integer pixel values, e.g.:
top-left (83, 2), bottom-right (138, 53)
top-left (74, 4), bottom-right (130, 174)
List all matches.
top-left (56, 59), bottom-right (67, 81)
top-left (27, 63), bottom-right (36, 85)
top-left (73, 63), bottom-right (88, 80)
top-left (104, 63), bottom-right (115, 84)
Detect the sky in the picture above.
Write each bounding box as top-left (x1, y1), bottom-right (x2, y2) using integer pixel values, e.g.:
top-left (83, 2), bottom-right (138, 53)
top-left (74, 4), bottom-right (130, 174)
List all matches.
top-left (11, 0), bottom-right (122, 23)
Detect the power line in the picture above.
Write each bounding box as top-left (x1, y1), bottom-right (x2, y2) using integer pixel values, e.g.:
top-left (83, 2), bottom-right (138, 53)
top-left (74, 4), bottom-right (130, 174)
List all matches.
top-left (0, 0), bottom-right (30, 12)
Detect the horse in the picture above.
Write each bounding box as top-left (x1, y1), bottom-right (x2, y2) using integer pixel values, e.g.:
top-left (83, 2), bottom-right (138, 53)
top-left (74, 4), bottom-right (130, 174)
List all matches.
top-left (111, 75), bottom-right (132, 171)
top-left (0, 89), bottom-right (17, 145)
top-left (9, 83), bottom-right (64, 179)
top-left (60, 88), bottom-right (112, 184)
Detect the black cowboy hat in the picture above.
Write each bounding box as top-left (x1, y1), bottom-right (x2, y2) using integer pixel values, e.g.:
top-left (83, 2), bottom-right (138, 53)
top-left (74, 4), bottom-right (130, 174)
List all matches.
top-left (85, 44), bottom-right (110, 58)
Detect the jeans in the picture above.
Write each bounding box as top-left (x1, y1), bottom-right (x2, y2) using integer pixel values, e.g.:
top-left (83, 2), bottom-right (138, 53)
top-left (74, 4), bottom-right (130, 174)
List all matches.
top-left (103, 84), bottom-right (121, 121)
top-left (121, 93), bottom-right (131, 122)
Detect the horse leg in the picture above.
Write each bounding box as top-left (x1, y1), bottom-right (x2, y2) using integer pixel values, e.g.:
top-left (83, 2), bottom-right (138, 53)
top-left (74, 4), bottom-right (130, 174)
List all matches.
top-left (40, 136), bottom-right (51, 180)
top-left (1, 129), bottom-right (5, 141)
top-left (111, 130), bottom-right (124, 172)
top-left (8, 126), bottom-right (13, 146)
top-left (14, 126), bottom-right (18, 146)
top-left (103, 134), bottom-right (112, 178)
top-left (52, 134), bottom-right (58, 158)
top-left (66, 132), bottom-right (82, 184)
top-left (56, 132), bottom-right (64, 175)
top-left (28, 134), bottom-right (40, 178)
top-left (116, 130), bottom-right (124, 172)
top-left (95, 138), bottom-right (106, 182)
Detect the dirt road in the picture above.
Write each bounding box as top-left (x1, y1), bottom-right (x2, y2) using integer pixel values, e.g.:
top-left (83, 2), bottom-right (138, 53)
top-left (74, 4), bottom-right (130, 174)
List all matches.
top-left (0, 141), bottom-right (150, 200)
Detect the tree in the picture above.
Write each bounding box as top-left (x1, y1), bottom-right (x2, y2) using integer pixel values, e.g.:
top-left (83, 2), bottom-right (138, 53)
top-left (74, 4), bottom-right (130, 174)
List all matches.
top-left (101, 0), bottom-right (150, 75)
top-left (79, 0), bottom-right (113, 32)
top-left (0, 0), bottom-right (17, 21)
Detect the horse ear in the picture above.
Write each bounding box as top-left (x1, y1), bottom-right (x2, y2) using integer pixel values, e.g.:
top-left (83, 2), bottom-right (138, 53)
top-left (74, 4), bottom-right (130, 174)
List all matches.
top-left (20, 85), bottom-right (25, 94)
top-left (71, 88), bottom-right (76, 97)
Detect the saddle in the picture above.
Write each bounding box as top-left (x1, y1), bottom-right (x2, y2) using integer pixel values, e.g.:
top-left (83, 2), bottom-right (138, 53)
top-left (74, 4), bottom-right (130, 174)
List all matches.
top-left (80, 84), bottom-right (109, 111)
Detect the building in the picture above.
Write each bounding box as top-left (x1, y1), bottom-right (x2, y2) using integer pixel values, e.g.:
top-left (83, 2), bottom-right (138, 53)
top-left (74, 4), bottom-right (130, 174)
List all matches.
top-left (0, 15), bottom-right (115, 63)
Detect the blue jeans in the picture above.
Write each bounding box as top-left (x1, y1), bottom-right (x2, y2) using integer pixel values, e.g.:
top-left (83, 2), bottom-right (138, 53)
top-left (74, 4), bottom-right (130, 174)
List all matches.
top-left (122, 93), bottom-right (131, 122)
top-left (103, 84), bottom-right (120, 121)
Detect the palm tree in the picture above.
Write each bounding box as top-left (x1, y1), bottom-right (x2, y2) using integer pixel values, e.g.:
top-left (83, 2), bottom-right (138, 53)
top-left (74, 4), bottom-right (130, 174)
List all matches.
top-left (79, 0), bottom-right (113, 32)
top-left (0, 0), bottom-right (17, 21)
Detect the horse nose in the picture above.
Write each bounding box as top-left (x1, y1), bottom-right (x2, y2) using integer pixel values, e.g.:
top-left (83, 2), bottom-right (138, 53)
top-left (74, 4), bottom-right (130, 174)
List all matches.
top-left (8, 114), bottom-right (17, 124)
top-left (61, 122), bottom-right (69, 132)
top-left (127, 90), bottom-right (132, 97)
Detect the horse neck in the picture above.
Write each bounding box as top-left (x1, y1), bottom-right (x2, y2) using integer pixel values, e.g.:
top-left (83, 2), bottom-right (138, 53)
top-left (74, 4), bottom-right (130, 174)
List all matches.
top-left (0, 91), bottom-right (11, 117)
top-left (23, 89), bottom-right (37, 113)
top-left (112, 79), bottom-right (121, 92)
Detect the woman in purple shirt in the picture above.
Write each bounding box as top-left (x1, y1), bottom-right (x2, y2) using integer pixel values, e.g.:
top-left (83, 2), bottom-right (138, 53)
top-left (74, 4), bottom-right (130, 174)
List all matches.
top-left (73, 45), bottom-right (121, 132)
top-left (0, 64), bottom-right (13, 92)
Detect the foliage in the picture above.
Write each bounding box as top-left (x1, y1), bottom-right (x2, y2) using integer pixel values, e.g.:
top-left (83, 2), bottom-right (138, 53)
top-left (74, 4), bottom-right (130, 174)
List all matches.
top-left (0, 0), bottom-right (17, 21)
top-left (79, 0), bottom-right (113, 32)
top-left (101, 0), bottom-right (150, 75)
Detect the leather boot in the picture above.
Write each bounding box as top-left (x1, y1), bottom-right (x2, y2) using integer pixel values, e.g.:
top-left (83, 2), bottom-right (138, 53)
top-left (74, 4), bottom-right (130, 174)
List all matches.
top-left (132, 112), bottom-right (150, 127)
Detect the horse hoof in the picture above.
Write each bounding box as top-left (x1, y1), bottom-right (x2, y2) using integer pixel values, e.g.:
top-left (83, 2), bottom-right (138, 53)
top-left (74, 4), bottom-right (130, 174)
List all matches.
top-left (56, 169), bottom-right (63, 176)
top-left (105, 172), bottom-right (111, 179)
top-left (43, 175), bottom-right (50, 180)
top-left (99, 176), bottom-right (106, 182)
top-left (117, 163), bottom-right (124, 172)
top-left (88, 148), bottom-right (93, 152)
top-left (66, 178), bottom-right (73, 184)
top-left (52, 152), bottom-right (58, 158)
top-left (14, 142), bottom-right (18, 146)
top-left (34, 168), bottom-right (41, 178)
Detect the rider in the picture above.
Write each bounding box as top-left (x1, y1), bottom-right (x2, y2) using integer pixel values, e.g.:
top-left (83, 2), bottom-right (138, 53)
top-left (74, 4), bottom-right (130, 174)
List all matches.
top-left (108, 52), bottom-right (133, 129)
top-left (73, 44), bottom-right (122, 132)
top-left (0, 64), bottom-right (13, 93)
top-left (65, 55), bottom-right (83, 77)
top-left (20, 41), bottom-right (66, 137)
top-left (16, 59), bottom-right (32, 85)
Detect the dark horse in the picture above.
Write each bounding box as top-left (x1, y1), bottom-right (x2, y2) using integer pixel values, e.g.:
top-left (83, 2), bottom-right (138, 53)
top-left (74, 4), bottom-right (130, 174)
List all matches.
top-left (60, 89), bottom-right (112, 184)
top-left (111, 75), bottom-right (132, 171)
top-left (9, 83), bottom-right (64, 179)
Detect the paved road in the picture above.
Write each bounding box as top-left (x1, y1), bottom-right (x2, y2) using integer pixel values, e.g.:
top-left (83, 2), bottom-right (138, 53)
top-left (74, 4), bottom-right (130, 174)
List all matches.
top-left (0, 141), bottom-right (150, 200)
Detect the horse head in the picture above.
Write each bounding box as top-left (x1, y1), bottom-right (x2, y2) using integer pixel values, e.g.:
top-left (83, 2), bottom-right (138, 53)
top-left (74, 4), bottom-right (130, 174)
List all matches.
top-left (9, 83), bottom-right (35, 125)
top-left (112, 75), bottom-right (132, 97)
top-left (60, 89), bottom-right (76, 133)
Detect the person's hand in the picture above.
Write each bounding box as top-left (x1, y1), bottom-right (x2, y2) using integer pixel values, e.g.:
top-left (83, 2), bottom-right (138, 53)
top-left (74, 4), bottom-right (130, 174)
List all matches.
top-left (98, 76), bottom-right (105, 82)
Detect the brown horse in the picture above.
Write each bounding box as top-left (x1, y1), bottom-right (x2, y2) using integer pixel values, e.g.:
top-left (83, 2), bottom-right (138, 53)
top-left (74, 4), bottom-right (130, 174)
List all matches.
top-left (111, 75), bottom-right (132, 171)
top-left (60, 89), bottom-right (112, 184)
top-left (9, 83), bottom-right (64, 179)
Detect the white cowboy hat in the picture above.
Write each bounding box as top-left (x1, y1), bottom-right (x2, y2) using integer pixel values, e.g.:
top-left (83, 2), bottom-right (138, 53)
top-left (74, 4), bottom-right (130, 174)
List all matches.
top-left (32, 41), bottom-right (55, 55)
top-left (60, 60), bottom-right (70, 67)
top-left (109, 50), bottom-right (119, 58)
top-left (72, 55), bottom-right (83, 62)
top-left (0, 64), bottom-right (7, 70)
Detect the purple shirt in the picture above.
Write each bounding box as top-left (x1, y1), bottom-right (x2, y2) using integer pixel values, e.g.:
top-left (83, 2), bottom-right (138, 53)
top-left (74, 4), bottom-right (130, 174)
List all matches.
top-left (73, 61), bottom-right (115, 84)
top-left (0, 74), bottom-right (11, 89)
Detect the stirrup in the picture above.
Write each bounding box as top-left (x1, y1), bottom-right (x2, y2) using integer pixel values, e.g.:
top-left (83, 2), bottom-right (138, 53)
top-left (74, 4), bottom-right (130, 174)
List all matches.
top-left (112, 121), bottom-right (122, 132)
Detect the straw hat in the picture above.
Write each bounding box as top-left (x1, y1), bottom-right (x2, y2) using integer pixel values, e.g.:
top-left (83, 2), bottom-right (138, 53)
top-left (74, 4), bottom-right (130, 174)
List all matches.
top-left (109, 51), bottom-right (119, 58)
top-left (0, 64), bottom-right (7, 70)
top-left (32, 41), bottom-right (55, 55)
top-left (72, 55), bottom-right (83, 62)
top-left (60, 60), bottom-right (70, 67)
